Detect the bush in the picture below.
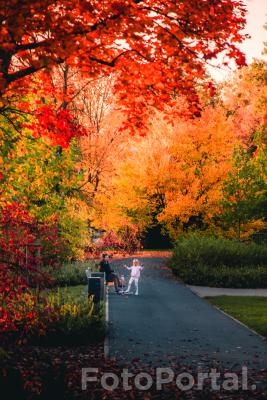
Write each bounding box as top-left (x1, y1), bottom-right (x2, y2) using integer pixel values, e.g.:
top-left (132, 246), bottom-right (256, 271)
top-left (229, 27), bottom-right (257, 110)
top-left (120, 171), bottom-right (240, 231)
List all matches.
top-left (34, 287), bottom-right (106, 346)
top-left (172, 264), bottom-right (267, 288)
top-left (1, 284), bottom-right (105, 346)
top-left (170, 234), bottom-right (267, 288)
top-left (0, 274), bottom-right (57, 345)
top-left (94, 227), bottom-right (142, 255)
top-left (51, 261), bottom-right (98, 286)
top-left (172, 233), bottom-right (267, 268)
top-left (0, 260), bottom-right (100, 345)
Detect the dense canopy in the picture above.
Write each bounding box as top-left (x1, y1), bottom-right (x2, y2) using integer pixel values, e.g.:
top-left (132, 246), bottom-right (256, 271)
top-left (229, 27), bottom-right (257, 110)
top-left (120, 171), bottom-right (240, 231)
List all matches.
top-left (1, 0), bottom-right (247, 127)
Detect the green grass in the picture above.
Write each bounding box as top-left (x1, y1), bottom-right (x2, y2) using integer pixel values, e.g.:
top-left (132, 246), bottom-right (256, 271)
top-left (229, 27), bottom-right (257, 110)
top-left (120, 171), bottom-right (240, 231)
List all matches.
top-left (61, 284), bottom-right (88, 298)
top-left (206, 296), bottom-right (267, 338)
top-left (43, 284), bottom-right (88, 301)
top-left (50, 260), bottom-right (98, 286)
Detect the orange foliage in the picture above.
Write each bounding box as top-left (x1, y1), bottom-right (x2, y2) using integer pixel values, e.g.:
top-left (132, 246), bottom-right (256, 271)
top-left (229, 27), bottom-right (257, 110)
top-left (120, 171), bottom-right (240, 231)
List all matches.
top-left (160, 106), bottom-right (239, 228)
top-left (222, 61), bottom-right (267, 144)
top-left (94, 96), bottom-right (243, 235)
top-left (0, 0), bottom-right (247, 130)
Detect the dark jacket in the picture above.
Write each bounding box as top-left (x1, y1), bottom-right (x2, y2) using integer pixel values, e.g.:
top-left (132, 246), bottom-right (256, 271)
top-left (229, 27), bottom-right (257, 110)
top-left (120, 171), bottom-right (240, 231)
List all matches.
top-left (99, 260), bottom-right (113, 280)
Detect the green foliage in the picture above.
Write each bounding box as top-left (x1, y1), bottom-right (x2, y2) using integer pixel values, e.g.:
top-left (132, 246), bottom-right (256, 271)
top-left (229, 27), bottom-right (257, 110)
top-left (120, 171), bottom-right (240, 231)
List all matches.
top-left (50, 261), bottom-right (98, 286)
top-left (171, 234), bottom-right (267, 288)
top-left (172, 233), bottom-right (267, 268)
top-left (173, 264), bottom-right (267, 288)
top-left (0, 110), bottom-right (91, 261)
top-left (221, 132), bottom-right (267, 239)
top-left (37, 286), bottom-right (105, 346)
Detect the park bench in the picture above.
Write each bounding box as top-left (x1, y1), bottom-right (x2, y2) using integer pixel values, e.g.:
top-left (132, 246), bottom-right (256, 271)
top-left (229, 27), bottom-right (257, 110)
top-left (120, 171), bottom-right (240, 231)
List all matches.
top-left (85, 268), bottom-right (114, 286)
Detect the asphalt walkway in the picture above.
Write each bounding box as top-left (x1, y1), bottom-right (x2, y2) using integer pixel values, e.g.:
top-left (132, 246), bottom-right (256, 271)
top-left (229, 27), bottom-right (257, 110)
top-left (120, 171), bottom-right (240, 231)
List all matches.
top-left (107, 257), bottom-right (267, 370)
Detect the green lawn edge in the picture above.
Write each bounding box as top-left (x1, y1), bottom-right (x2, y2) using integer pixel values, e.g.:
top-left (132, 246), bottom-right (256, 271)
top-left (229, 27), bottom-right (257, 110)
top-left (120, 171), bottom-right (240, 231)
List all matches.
top-left (206, 296), bottom-right (267, 339)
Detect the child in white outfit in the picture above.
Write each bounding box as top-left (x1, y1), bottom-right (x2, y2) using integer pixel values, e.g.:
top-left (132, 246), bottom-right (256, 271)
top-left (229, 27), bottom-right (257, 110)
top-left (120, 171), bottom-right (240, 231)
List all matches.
top-left (124, 259), bottom-right (144, 295)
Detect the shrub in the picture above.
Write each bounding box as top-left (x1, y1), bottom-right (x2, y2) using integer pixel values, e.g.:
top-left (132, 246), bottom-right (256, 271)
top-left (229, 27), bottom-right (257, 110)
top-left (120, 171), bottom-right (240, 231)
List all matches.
top-left (172, 234), bottom-right (267, 268)
top-left (172, 264), bottom-right (267, 288)
top-left (39, 287), bottom-right (105, 345)
top-left (170, 234), bottom-right (267, 288)
top-left (50, 261), bottom-right (98, 286)
top-left (118, 226), bottom-right (142, 254)
top-left (94, 227), bottom-right (142, 255)
top-left (0, 202), bottom-right (67, 289)
top-left (0, 284), bottom-right (105, 346)
top-left (0, 273), bottom-right (58, 345)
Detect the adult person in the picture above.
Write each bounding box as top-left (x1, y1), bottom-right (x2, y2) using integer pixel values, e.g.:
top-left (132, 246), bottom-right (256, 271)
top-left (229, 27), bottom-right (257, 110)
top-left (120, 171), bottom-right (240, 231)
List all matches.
top-left (99, 253), bottom-right (121, 294)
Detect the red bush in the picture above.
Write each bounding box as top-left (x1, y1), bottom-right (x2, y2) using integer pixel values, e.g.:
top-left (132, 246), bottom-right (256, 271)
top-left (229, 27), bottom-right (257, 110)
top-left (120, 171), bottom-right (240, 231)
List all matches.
top-left (0, 202), bottom-right (64, 342)
top-left (95, 227), bottom-right (142, 255)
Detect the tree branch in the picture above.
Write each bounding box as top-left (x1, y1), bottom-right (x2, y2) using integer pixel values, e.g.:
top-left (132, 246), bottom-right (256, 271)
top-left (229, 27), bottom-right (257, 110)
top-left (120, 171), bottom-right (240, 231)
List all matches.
top-left (16, 40), bottom-right (48, 52)
top-left (89, 48), bottom-right (150, 67)
top-left (6, 65), bottom-right (42, 83)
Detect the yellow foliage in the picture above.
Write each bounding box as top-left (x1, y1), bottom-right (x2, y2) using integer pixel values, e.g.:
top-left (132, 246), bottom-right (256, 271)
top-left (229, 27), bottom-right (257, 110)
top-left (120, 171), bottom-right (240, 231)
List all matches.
top-left (47, 288), bottom-right (94, 318)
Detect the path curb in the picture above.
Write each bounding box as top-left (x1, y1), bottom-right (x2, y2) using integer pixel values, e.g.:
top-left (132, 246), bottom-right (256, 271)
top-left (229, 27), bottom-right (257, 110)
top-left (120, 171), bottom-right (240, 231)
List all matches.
top-left (211, 303), bottom-right (266, 341)
top-left (104, 287), bottom-right (109, 358)
top-left (187, 286), bottom-right (266, 341)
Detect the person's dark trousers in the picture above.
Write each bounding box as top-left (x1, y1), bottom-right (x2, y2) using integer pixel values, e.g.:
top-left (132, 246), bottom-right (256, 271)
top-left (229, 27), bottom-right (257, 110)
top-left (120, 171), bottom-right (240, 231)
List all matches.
top-left (107, 273), bottom-right (120, 292)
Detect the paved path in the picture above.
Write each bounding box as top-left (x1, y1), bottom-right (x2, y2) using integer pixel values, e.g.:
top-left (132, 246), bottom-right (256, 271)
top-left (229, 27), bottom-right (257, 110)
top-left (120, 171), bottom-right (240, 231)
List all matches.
top-left (188, 285), bottom-right (267, 298)
top-left (107, 257), bottom-right (267, 370)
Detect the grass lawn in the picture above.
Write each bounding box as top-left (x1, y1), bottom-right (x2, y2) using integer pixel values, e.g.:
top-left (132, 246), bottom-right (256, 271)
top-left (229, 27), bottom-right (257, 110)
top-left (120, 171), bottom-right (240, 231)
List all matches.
top-left (42, 284), bottom-right (88, 302)
top-left (206, 296), bottom-right (267, 338)
top-left (57, 284), bottom-right (88, 299)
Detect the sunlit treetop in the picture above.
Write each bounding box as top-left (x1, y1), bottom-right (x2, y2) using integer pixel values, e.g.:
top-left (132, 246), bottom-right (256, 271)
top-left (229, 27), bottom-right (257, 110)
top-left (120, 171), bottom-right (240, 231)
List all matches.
top-left (0, 0), bottom-right (247, 130)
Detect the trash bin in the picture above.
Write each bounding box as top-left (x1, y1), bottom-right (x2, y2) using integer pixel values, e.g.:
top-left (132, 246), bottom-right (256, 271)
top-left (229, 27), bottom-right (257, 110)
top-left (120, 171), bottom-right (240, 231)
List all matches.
top-left (91, 272), bottom-right (105, 299)
top-left (88, 277), bottom-right (104, 303)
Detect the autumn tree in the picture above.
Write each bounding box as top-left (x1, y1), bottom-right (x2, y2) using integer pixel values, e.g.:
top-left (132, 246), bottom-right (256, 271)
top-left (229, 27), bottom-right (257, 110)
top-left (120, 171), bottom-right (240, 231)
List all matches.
top-left (101, 101), bottom-right (238, 239)
top-left (43, 63), bottom-right (131, 234)
top-left (91, 108), bottom-right (174, 236)
top-left (217, 61), bottom-right (267, 238)
top-left (0, 106), bottom-right (91, 259)
top-left (70, 73), bottom-right (126, 202)
top-left (222, 61), bottom-right (267, 145)
top-left (0, 0), bottom-right (247, 130)
top-left (221, 129), bottom-right (267, 240)
top-left (102, 61), bottom-right (267, 241)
